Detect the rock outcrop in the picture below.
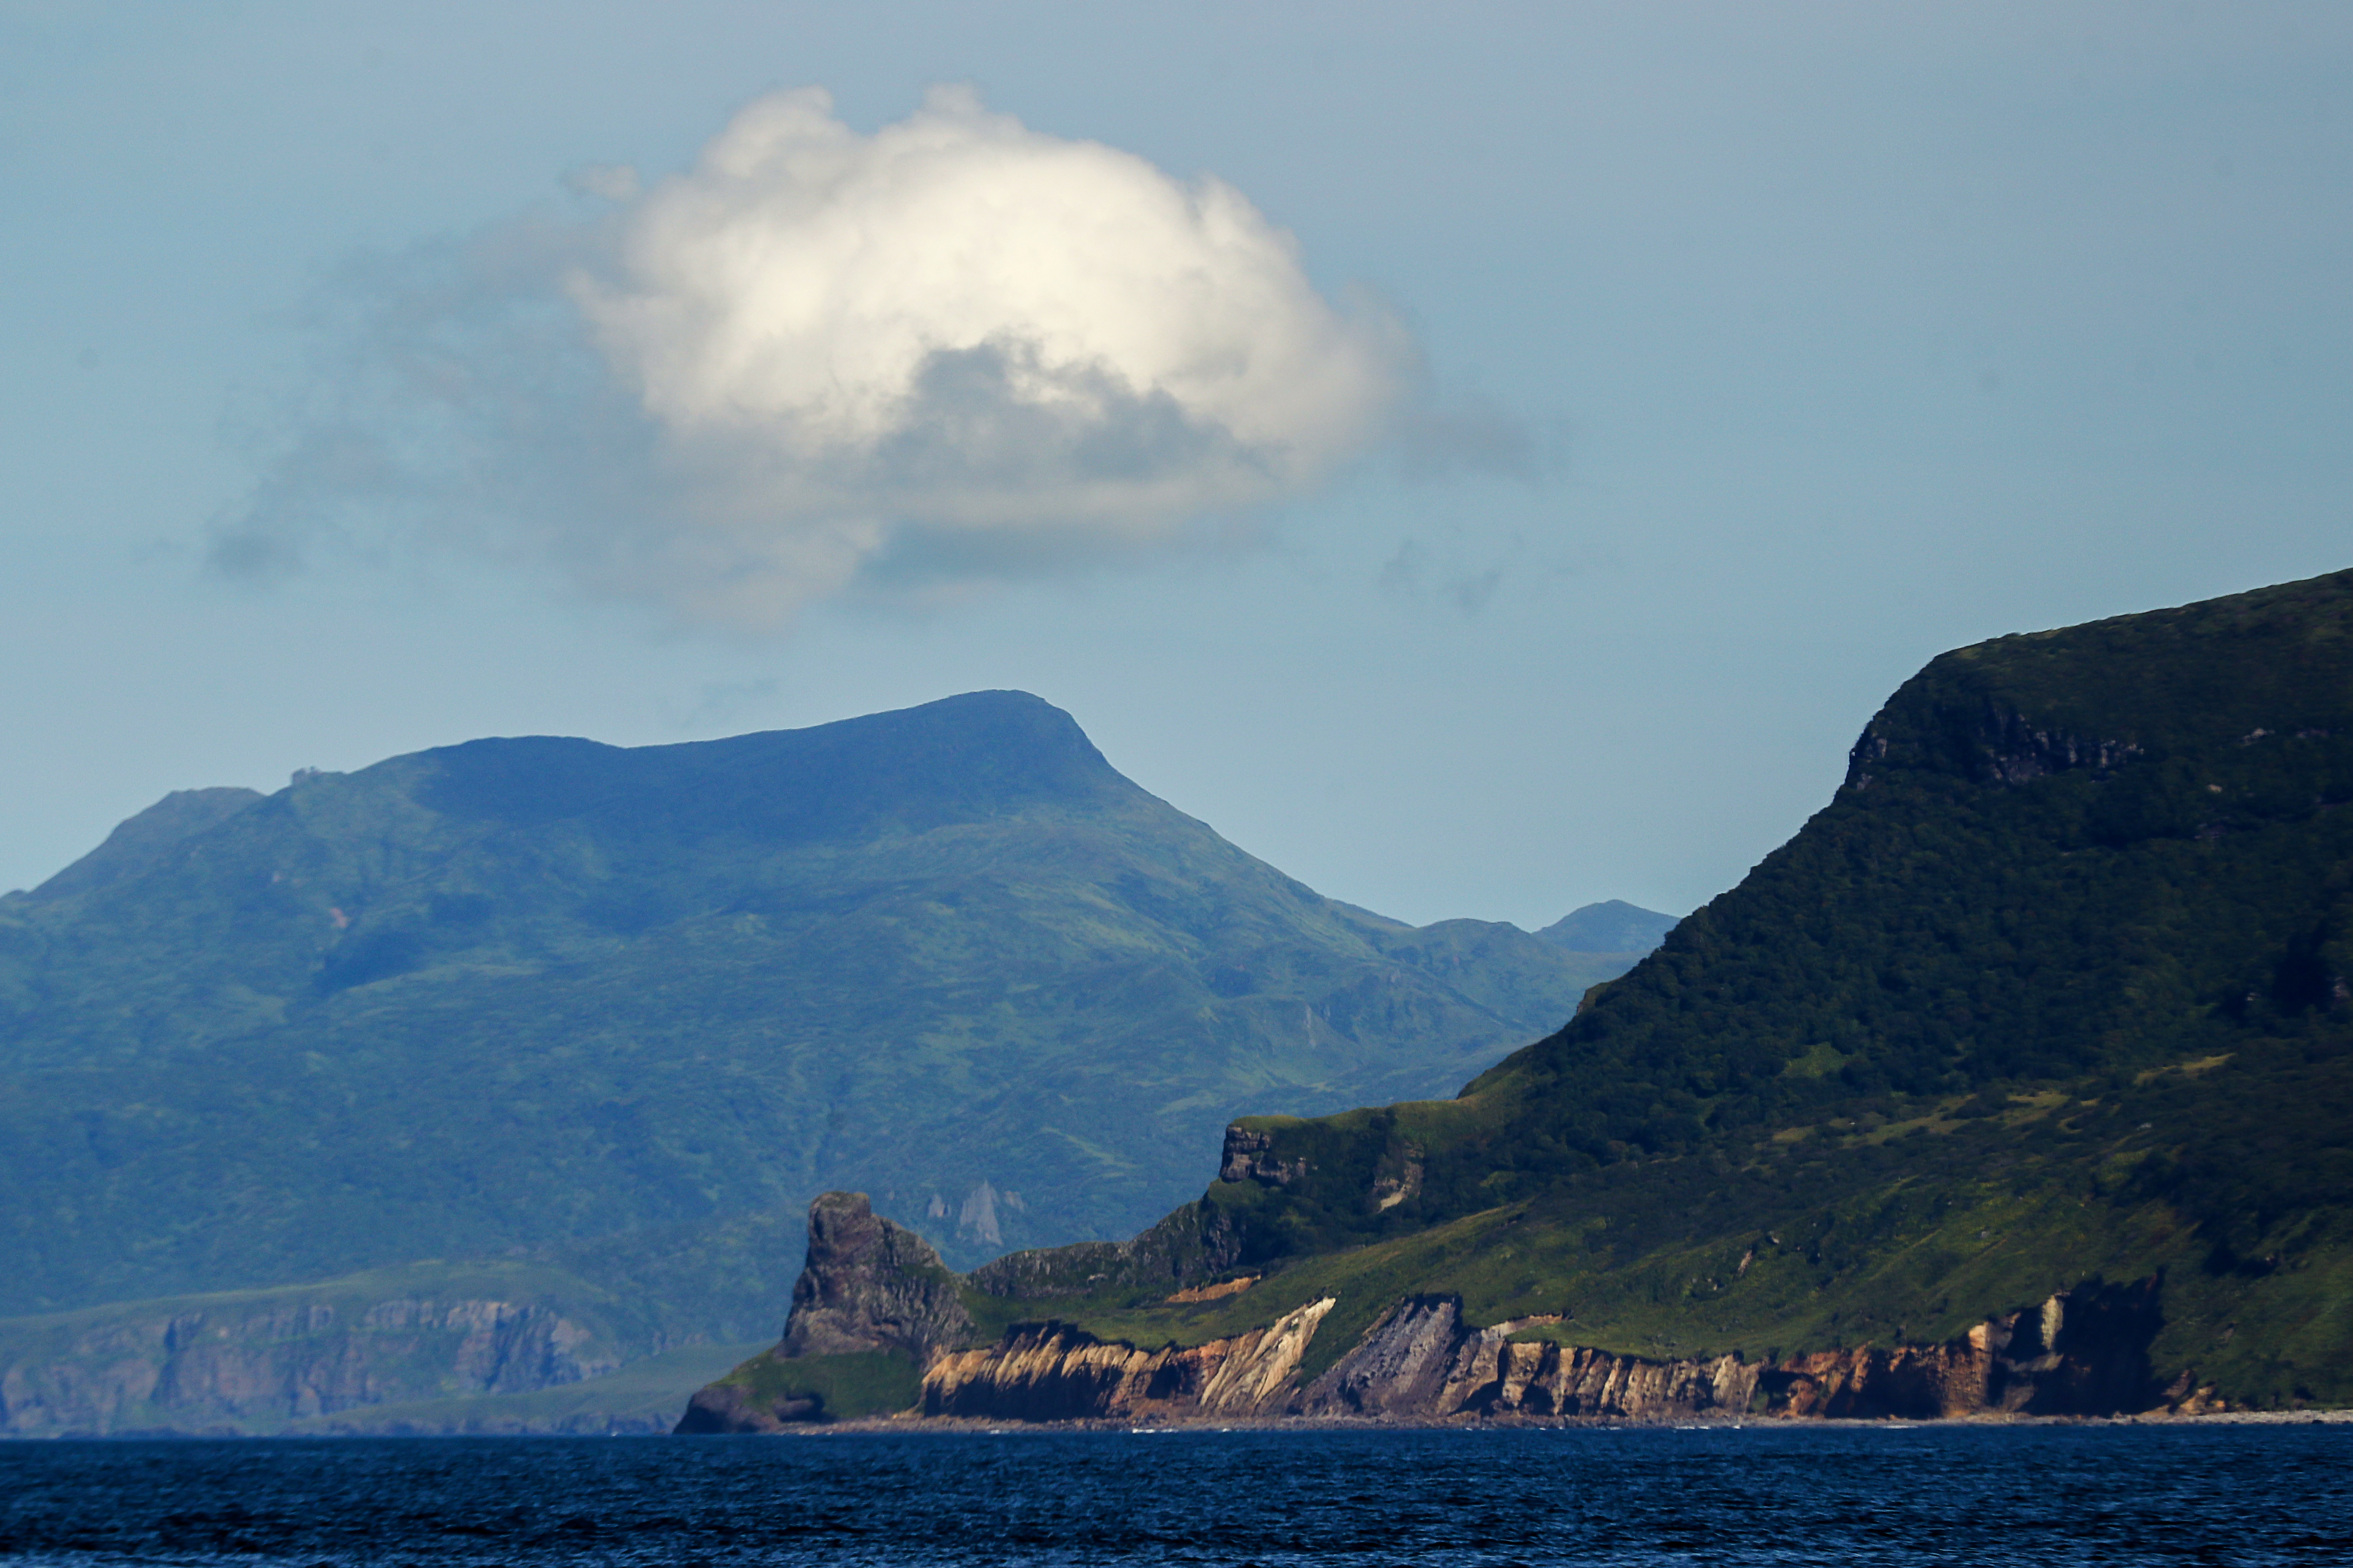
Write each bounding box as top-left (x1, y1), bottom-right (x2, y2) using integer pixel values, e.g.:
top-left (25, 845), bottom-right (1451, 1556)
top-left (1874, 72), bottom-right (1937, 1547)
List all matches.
top-left (1295, 1279), bottom-right (2163, 1422)
top-left (1217, 1125), bottom-right (1309, 1187)
top-left (679, 1193), bottom-right (2177, 1430)
top-left (670, 1376), bottom-right (829, 1434)
top-left (902, 1279), bottom-right (2165, 1425)
top-left (1755, 1277), bottom-right (2164, 1418)
top-left (779, 1192), bottom-right (973, 1360)
top-left (675, 1192), bottom-right (970, 1432)
top-left (920, 1299), bottom-right (1335, 1421)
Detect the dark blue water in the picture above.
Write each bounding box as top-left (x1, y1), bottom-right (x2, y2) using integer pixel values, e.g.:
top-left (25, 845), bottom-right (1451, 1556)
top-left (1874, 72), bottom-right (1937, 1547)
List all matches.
top-left (3, 1425), bottom-right (2349, 1565)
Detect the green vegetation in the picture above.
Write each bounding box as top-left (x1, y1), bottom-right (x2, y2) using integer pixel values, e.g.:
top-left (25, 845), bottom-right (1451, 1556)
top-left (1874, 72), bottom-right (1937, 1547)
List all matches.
top-left (1012, 1060), bottom-right (2353, 1403)
top-left (278, 1341), bottom-right (773, 1436)
top-left (0, 691), bottom-right (1623, 1342)
top-left (703, 1348), bottom-right (925, 1423)
top-left (969, 570), bottom-right (2353, 1407)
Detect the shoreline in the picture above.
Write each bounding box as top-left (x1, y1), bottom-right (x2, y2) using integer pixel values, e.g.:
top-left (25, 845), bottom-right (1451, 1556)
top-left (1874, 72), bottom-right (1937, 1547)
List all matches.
top-left (12, 1406), bottom-right (2351, 1442)
top-left (747, 1405), bottom-right (2353, 1437)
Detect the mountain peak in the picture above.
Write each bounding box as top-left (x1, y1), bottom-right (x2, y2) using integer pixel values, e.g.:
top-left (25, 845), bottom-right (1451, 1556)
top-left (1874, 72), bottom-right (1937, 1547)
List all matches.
top-left (406, 690), bottom-right (1126, 842)
top-left (1535, 900), bottom-right (1679, 955)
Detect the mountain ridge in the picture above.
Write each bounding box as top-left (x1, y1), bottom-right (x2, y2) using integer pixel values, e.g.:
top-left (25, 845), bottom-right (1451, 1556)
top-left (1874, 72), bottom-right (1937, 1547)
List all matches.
top-left (0, 690), bottom-right (1652, 1431)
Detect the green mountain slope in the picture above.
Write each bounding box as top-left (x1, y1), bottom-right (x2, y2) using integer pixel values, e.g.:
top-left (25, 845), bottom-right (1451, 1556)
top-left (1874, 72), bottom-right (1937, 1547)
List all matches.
top-left (932, 569), bottom-right (2353, 1411)
top-left (0, 691), bottom-right (1622, 1330)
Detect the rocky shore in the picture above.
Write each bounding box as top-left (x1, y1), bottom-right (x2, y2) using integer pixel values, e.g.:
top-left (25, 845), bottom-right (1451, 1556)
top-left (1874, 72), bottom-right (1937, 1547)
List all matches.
top-left (679, 1194), bottom-right (2233, 1433)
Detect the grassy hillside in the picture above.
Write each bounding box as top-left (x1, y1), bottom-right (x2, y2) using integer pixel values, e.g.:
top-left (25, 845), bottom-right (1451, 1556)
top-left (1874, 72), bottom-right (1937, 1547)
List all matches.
top-left (0, 692), bottom-right (1622, 1330)
top-left (967, 570), bottom-right (2353, 1408)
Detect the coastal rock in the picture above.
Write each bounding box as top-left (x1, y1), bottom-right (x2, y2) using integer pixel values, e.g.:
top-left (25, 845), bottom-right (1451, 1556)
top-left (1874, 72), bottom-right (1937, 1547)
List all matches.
top-left (672, 1377), bottom-right (826, 1434)
top-left (1298, 1296), bottom-right (1471, 1415)
top-left (1294, 1297), bottom-right (1752, 1419)
top-left (675, 1192), bottom-right (974, 1432)
top-left (1756, 1277), bottom-right (2161, 1418)
top-left (920, 1297), bottom-right (1334, 1421)
top-left (679, 1191), bottom-right (2170, 1430)
top-left (780, 1192), bottom-right (973, 1360)
top-left (1297, 1278), bottom-right (2163, 1422)
top-left (1476, 1341), bottom-right (1759, 1418)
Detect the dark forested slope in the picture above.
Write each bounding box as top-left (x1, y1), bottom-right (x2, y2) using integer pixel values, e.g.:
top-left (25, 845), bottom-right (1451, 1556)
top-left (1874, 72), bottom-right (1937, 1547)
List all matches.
top-left (932, 570), bottom-right (2353, 1411)
top-left (1221, 569), bottom-right (2353, 1245)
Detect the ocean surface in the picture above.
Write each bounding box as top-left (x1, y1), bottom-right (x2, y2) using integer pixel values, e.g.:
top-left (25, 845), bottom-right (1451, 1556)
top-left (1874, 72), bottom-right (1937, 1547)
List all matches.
top-left (3, 1423), bottom-right (2349, 1565)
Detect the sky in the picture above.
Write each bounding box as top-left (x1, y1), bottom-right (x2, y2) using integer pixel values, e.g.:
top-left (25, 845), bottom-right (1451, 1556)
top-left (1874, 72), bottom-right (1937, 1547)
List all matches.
top-left (3, 1), bottom-right (2348, 928)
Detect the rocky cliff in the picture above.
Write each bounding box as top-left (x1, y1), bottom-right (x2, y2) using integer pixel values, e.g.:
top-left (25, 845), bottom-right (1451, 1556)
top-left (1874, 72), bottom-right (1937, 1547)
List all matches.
top-left (0, 1282), bottom-right (621, 1437)
top-left (910, 1281), bottom-right (2171, 1424)
top-left (1296, 1279), bottom-right (2166, 1421)
top-left (680, 576), bottom-right (2353, 1431)
top-left (676, 1194), bottom-right (966, 1432)
top-left (920, 1300), bottom-right (1334, 1421)
top-left (779, 1193), bottom-right (974, 1357)
top-left (680, 1194), bottom-right (2195, 1429)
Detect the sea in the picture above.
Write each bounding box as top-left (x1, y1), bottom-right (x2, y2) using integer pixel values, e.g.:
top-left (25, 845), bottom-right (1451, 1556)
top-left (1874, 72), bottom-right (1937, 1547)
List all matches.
top-left (2, 1423), bottom-right (2348, 1565)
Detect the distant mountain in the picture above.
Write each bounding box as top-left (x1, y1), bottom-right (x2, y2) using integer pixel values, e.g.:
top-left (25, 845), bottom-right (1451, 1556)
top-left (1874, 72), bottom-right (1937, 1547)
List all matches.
top-left (1534, 900), bottom-right (1678, 954)
top-left (0, 693), bottom-right (1624, 1368)
top-left (702, 569), bottom-right (2353, 1427)
top-left (20, 786), bottom-right (264, 902)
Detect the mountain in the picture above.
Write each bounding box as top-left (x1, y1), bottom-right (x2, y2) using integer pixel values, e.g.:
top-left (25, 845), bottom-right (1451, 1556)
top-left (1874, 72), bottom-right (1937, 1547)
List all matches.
top-left (16, 786), bottom-right (265, 902)
top-left (694, 568), bottom-right (2353, 1425)
top-left (1533, 900), bottom-right (1679, 955)
top-left (0, 691), bottom-right (1644, 1431)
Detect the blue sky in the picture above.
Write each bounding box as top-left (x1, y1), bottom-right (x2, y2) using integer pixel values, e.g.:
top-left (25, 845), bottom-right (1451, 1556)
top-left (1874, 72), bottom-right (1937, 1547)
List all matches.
top-left (4, 1), bottom-right (2348, 926)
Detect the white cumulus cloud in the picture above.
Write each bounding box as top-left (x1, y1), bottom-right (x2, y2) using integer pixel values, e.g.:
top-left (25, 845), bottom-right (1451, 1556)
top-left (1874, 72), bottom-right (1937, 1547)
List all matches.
top-left (218, 86), bottom-right (1409, 628)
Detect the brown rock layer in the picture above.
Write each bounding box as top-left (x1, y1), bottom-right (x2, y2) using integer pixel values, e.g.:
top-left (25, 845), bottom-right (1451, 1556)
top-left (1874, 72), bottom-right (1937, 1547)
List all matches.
top-left (782, 1192), bottom-right (973, 1360)
top-left (678, 1193), bottom-right (2175, 1430)
top-left (912, 1279), bottom-right (2165, 1425)
top-left (920, 1298), bottom-right (1334, 1421)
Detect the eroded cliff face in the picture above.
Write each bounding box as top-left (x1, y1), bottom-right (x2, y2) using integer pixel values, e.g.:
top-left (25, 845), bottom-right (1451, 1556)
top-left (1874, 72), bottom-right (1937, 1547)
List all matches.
top-left (911, 1280), bottom-right (2167, 1426)
top-left (921, 1299), bottom-right (1334, 1421)
top-left (678, 1192), bottom-right (2185, 1430)
top-left (1844, 698), bottom-right (2146, 793)
top-left (0, 1294), bottom-right (616, 1437)
top-left (782, 1192), bottom-right (973, 1359)
top-left (1757, 1277), bottom-right (2165, 1418)
top-left (1296, 1280), bottom-right (2165, 1422)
